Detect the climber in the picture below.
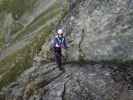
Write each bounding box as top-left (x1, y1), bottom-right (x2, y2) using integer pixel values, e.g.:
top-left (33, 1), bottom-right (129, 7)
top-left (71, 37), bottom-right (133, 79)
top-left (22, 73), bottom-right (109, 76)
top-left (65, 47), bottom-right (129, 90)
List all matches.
top-left (52, 29), bottom-right (68, 71)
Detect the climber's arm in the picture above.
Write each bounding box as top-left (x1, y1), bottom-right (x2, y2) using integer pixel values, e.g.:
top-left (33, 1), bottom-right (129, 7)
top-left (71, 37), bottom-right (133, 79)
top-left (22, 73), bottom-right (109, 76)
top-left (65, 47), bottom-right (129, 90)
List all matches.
top-left (63, 37), bottom-right (68, 49)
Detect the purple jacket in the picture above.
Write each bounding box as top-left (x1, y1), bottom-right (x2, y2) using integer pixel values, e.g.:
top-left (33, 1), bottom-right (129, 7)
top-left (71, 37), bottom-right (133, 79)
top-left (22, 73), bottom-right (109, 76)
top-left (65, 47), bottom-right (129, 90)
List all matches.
top-left (53, 35), bottom-right (68, 49)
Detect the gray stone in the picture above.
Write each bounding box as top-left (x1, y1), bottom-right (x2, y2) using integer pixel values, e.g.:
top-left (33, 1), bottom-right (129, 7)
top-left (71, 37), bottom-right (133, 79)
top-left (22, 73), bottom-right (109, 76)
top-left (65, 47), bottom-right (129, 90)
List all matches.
top-left (1, 63), bottom-right (132, 100)
top-left (1, 0), bottom-right (133, 100)
top-left (40, 0), bottom-right (133, 62)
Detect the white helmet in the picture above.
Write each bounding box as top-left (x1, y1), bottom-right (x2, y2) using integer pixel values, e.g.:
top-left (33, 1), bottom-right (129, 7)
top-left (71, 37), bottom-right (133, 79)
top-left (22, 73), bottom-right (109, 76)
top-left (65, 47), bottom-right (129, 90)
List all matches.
top-left (57, 29), bottom-right (63, 35)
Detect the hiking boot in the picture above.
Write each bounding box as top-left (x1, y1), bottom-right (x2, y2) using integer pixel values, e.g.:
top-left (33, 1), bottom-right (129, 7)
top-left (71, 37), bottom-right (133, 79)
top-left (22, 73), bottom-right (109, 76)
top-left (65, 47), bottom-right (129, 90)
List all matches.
top-left (58, 65), bottom-right (65, 72)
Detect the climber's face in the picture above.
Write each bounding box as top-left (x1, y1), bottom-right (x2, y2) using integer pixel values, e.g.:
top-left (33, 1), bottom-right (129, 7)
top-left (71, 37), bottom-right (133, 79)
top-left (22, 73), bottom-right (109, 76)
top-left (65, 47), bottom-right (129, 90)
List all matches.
top-left (58, 33), bottom-right (63, 37)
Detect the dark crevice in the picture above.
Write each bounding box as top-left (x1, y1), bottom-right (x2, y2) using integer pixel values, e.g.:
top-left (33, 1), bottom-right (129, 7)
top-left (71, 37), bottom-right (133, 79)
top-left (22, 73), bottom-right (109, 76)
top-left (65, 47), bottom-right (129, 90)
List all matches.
top-left (61, 83), bottom-right (66, 100)
top-left (61, 78), bottom-right (71, 100)
top-left (37, 71), bottom-right (63, 89)
top-left (78, 28), bottom-right (86, 61)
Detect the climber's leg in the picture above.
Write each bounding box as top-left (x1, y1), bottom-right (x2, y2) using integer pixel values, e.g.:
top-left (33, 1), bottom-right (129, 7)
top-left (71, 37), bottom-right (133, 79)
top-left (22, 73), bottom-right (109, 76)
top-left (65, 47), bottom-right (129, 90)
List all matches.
top-left (54, 47), bottom-right (64, 71)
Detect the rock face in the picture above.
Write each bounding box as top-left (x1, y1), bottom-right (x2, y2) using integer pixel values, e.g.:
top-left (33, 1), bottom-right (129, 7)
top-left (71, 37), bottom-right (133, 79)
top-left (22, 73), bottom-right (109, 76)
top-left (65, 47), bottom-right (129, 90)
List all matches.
top-left (0, 0), bottom-right (69, 90)
top-left (41, 0), bottom-right (133, 62)
top-left (1, 0), bottom-right (133, 100)
top-left (66, 0), bottom-right (133, 61)
top-left (1, 62), bottom-right (133, 100)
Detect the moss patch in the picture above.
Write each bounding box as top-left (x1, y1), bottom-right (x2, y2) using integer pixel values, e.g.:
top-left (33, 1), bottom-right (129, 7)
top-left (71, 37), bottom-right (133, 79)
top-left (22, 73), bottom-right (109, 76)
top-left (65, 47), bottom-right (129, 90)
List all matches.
top-left (0, 0), bottom-right (69, 91)
top-left (0, 25), bottom-right (52, 90)
top-left (0, 32), bottom-right (4, 48)
top-left (0, 0), bottom-right (36, 19)
top-left (13, 4), bottom-right (61, 42)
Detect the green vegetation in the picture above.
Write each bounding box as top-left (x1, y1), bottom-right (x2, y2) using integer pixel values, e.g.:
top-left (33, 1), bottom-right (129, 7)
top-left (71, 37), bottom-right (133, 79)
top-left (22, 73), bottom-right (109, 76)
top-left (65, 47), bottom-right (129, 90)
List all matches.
top-left (0, 25), bottom-right (52, 90)
top-left (0, 0), bottom-right (69, 91)
top-left (10, 22), bottom-right (24, 35)
top-left (0, 32), bottom-right (4, 48)
top-left (12, 3), bottom-right (61, 42)
top-left (11, 0), bottom-right (69, 43)
top-left (0, 0), bottom-right (36, 19)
